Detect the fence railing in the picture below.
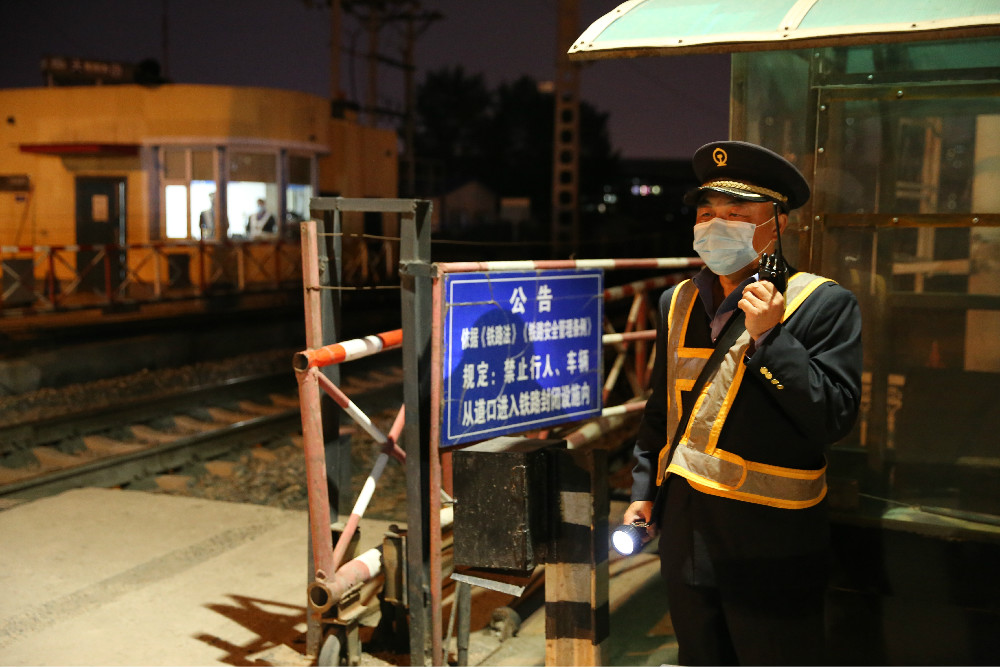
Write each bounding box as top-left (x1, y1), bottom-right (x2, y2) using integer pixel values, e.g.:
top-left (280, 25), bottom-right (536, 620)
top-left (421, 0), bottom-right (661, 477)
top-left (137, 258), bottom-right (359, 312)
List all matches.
top-left (0, 239), bottom-right (303, 314)
top-left (295, 205), bottom-right (704, 665)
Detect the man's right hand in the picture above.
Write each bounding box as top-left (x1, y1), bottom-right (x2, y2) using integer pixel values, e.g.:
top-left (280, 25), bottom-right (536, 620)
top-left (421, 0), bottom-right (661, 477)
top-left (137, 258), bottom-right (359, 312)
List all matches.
top-left (623, 500), bottom-right (657, 538)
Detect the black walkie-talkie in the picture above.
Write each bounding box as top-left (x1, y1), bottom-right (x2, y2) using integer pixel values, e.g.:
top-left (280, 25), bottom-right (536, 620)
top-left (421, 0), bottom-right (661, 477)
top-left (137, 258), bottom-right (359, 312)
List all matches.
top-left (758, 201), bottom-right (789, 294)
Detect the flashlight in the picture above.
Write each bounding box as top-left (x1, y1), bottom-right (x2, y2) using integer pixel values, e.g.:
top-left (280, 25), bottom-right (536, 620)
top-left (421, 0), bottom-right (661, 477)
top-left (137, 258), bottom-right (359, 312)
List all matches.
top-left (611, 521), bottom-right (649, 556)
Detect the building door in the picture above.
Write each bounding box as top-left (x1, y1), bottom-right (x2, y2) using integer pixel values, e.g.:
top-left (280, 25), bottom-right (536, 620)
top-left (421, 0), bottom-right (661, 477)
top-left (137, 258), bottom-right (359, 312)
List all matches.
top-left (75, 176), bottom-right (126, 295)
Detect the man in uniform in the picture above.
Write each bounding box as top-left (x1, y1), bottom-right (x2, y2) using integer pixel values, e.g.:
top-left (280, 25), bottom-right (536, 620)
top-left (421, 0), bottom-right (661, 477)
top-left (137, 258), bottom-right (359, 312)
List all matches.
top-left (248, 198), bottom-right (277, 238)
top-left (623, 140), bottom-right (862, 665)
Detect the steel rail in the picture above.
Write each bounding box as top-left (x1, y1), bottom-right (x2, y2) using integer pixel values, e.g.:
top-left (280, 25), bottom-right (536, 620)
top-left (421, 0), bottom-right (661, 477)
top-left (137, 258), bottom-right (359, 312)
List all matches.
top-left (0, 372), bottom-right (296, 452)
top-left (0, 410), bottom-right (300, 500)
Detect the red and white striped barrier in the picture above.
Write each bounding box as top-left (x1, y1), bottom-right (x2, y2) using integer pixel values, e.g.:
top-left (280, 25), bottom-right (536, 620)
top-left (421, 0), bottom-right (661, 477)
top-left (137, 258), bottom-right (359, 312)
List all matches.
top-left (437, 257), bottom-right (702, 274)
top-left (294, 329), bottom-right (403, 370)
top-left (604, 273), bottom-right (686, 301)
top-left (602, 330), bottom-right (656, 345)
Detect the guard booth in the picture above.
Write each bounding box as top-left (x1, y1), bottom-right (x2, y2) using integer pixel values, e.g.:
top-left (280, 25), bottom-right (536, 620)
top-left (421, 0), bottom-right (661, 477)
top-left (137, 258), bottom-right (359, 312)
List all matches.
top-left (571, 2), bottom-right (1000, 663)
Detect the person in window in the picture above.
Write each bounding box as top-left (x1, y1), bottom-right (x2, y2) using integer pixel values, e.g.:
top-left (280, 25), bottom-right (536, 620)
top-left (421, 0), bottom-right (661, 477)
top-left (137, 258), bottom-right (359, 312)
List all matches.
top-left (199, 192), bottom-right (216, 240)
top-left (623, 140), bottom-right (863, 665)
top-left (248, 198), bottom-right (277, 238)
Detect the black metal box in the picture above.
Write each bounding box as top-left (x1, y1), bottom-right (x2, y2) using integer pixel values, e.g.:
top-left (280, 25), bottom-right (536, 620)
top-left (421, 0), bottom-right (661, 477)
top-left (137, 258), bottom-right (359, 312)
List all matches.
top-left (452, 436), bottom-right (565, 573)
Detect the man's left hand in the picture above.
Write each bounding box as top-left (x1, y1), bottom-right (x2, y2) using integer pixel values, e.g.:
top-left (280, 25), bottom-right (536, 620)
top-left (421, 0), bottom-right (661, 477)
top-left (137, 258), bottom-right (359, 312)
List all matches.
top-left (739, 280), bottom-right (785, 340)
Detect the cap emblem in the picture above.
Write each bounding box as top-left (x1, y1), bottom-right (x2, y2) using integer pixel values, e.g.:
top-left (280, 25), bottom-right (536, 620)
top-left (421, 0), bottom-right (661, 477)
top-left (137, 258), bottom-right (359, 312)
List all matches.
top-left (712, 147), bottom-right (728, 167)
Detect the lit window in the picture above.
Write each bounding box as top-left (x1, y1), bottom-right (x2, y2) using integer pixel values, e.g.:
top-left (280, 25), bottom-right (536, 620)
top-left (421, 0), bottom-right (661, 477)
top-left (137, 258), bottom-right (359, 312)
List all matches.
top-left (161, 148), bottom-right (216, 240)
top-left (228, 151), bottom-right (277, 239)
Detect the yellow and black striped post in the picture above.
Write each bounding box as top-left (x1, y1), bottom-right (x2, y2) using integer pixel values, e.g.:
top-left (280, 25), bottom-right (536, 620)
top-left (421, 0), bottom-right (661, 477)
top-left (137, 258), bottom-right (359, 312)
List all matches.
top-left (545, 447), bottom-right (609, 666)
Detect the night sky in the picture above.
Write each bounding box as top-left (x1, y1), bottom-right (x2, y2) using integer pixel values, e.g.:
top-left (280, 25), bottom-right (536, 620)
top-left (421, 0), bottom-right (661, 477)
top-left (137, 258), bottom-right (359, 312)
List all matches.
top-left (0, 0), bottom-right (730, 159)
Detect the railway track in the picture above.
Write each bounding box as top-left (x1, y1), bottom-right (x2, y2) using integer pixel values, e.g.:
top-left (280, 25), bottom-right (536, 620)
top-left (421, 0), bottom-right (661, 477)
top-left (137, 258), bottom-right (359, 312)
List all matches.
top-left (0, 361), bottom-right (405, 504)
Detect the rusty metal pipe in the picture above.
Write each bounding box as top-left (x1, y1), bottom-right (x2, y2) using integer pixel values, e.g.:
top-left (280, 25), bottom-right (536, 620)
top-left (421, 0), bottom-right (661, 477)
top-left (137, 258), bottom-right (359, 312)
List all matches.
top-left (602, 330), bottom-right (656, 344)
top-left (293, 329), bottom-right (403, 371)
top-left (298, 366), bottom-right (334, 579)
top-left (437, 257), bottom-right (702, 274)
top-left (565, 400), bottom-right (647, 449)
top-left (308, 545), bottom-right (383, 613)
top-left (330, 405), bottom-right (406, 573)
top-left (603, 273), bottom-right (682, 302)
top-left (309, 506), bottom-right (455, 612)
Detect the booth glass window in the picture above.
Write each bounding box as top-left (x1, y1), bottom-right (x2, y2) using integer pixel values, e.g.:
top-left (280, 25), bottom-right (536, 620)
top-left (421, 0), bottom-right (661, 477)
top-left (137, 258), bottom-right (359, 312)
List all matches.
top-left (837, 38), bottom-right (1000, 76)
top-left (816, 96), bottom-right (998, 216)
top-left (734, 37), bottom-right (1000, 519)
top-left (286, 154), bottom-right (313, 229)
top-left (227, 151), bottom-right (277, 238)
top-left (732, 48), bottom-right (812, 264)
top-left (160, 147), bottom-right (217, 240)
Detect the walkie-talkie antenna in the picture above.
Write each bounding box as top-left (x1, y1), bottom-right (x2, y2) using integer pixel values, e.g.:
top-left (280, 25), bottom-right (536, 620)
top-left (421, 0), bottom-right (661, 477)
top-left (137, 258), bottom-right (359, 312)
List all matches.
top-left (759, 201), bottom-right (788, 293)
top-left (772, 201), bottom-right (784, 263)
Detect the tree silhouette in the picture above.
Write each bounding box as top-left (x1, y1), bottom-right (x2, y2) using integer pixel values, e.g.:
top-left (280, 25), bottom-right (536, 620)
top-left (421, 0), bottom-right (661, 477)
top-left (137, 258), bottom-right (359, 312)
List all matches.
top-left (413, 66), bottom-right (493, 191)
top-left (412, 67), bottom-right (619, 225)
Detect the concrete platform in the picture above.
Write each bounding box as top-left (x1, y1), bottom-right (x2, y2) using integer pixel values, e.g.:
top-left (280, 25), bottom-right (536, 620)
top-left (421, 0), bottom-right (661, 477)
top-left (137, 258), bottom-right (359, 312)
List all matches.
top-left (0, 489), bottom-right (319, 666)
top-left (0, 489), bottom-right (676, 666)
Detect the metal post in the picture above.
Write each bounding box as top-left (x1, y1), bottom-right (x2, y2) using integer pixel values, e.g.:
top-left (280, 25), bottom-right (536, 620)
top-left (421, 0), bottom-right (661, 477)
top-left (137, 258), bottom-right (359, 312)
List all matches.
top-left (400, 199), bottom-right (433, 666)
top-left (456, 581), bottom-right (471, 666)
top-left (429, 268), bottom-right (446, 665)
top-left (301, 219), bottom-right (334, 659)
top-left (318, 211), bottom-right (349, 519)
top-left (546, 447), bottom-right (610, 666)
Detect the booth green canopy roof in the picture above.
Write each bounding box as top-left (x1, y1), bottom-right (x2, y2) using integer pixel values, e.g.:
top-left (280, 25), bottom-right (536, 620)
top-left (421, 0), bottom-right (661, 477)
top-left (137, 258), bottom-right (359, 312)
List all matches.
top-left (569, 0), bottom-right (1000, 59)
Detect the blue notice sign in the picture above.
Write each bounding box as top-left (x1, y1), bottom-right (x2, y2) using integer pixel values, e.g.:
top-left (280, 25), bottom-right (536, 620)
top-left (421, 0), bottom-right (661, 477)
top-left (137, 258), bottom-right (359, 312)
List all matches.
top-left (441, 269), bottom-right (603, 446)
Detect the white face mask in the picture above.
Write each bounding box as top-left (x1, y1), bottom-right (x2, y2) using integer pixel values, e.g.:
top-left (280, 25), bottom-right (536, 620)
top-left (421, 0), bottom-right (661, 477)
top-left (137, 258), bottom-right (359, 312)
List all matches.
top-left (692, 217), bottom-right (773, 276)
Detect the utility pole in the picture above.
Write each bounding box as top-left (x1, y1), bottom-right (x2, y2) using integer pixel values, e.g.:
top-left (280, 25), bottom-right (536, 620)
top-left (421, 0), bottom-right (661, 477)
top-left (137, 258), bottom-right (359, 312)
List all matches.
top-left (330, 0), bottom-right (343, 105)
top-left (161, 0), bottom-right (170, 78)
top-left (365, 3), bottom-right (381, 127)
top-left (552, 0), bottom-right (581, 258)
top-left (336, 1), bottom-right (440, 192)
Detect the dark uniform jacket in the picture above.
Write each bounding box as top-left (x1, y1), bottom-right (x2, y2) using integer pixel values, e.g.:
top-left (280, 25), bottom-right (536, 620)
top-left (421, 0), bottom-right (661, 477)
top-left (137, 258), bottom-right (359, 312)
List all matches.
top-left (632, 268), bottom-right (862, 591)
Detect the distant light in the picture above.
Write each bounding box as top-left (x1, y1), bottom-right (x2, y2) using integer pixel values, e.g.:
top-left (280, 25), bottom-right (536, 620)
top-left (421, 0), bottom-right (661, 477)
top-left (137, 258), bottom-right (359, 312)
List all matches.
top-left (629, 184), bottom-right (661, 198)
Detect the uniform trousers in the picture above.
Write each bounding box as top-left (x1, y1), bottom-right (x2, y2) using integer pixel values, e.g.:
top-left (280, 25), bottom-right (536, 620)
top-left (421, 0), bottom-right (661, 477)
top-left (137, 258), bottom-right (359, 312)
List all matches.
top-left (658, 478), bottom-right (827, 666)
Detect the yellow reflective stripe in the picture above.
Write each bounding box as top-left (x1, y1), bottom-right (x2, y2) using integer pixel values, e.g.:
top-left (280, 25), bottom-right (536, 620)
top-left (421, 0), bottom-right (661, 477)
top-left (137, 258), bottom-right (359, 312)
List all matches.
top-left (685, 478), bottom-right (827, 510)
top-left (656, 447), bottom-right (670, 485)
top-left (705, 354), bottom-right (748, 455)
top-left (668, 449), bottom-right (827, 509)
top-left (667, 462), bottom-right (739, 491)
top-left (670, 375), bottom-right (696, 465)
top-left (678, 347), bottom-right (713, 359)
top-left (666, 279), bottom-right (688, 329)
top-left (658, 280), bottom-right (700, 486)
top-left (783, 274), bottom-right (833, 321)
top-left (698, 448), bottom-right (749, 488)
top-left (674, 377), bottom-right (696, 415)
top-left (680, 387), bottom-right (712, 448)
top-left (676, 281), bottom-right (696, 346)
top-left (746, 459), bottom-right (826, 480)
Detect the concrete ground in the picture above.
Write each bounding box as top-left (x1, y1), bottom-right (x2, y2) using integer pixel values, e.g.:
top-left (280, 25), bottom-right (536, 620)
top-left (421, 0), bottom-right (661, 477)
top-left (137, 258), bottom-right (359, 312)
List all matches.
top-left (0, 488), bottom-right (676, 666)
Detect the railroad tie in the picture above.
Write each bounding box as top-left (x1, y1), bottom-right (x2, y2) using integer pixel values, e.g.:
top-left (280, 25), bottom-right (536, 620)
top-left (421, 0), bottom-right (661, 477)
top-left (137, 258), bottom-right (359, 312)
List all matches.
top-left (130, 425), bottom-right (181, 444)
top-left (172, 415), bottom-right (217, 433)
top-left (31, 446), bottom-right (88, 470)
top-left (205, 407), bottom-right (253, 424)
top-left (268, 393), bottom-right (300, 409)
top-left (237, 400), bottom-right (289, 416)
top-left (82, 435), bottom-right (147, 456)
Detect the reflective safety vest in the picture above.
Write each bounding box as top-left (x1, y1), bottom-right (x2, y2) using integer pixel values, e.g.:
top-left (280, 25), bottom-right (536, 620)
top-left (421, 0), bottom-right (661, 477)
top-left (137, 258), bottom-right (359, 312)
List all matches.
top-left (656, 272), bottom-right (834, 509)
